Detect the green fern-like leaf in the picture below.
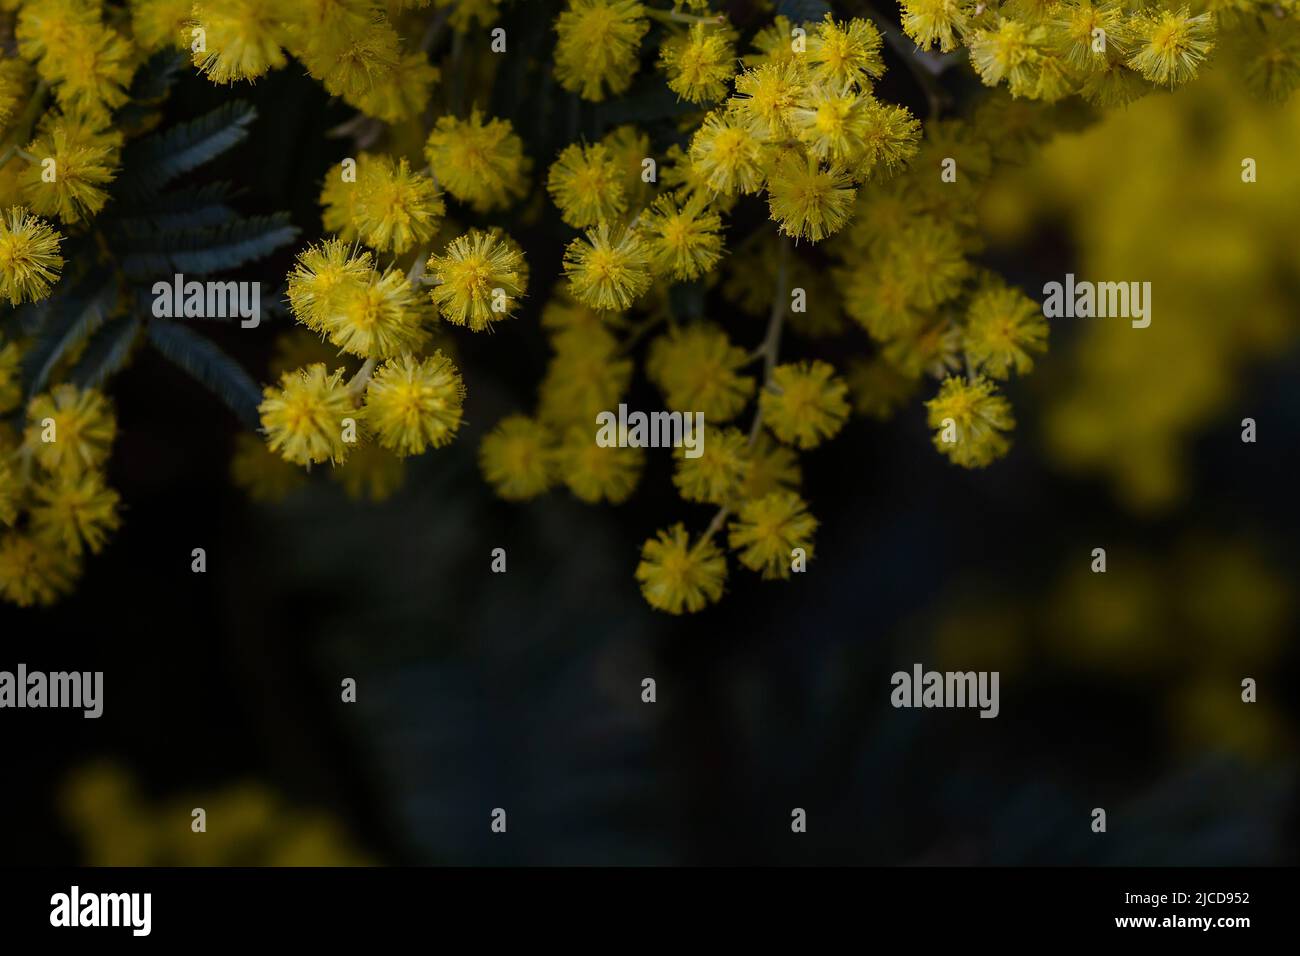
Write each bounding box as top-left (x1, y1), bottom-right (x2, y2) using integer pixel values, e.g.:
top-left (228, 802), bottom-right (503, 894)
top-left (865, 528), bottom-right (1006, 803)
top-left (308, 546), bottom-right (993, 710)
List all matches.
top-left (115, 182), bottom-right (239, 233)
top-left (21, 277), bottom-right (119, 397)
top-left (147, 320), bottom-right (264, 428)
top-left (117, 101), bottom-right (257, 200)
top-left (119, 213), bottom-right (298, 279)
top-left (71, 314), bottom-right (141, 389)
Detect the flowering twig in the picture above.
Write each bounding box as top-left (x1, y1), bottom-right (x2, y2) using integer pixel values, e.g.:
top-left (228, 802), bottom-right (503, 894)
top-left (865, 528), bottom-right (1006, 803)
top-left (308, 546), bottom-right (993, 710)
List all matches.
top-left (0, 79), bottom-right (49, 167)
top-left (699, 240), bottom-right (789, 546)
top-left (853, 1), bottom-right (951, 118)
top-left (746, 238), bottom-right (789, 446)
top-left (347, 245), bottom-right (431, 399)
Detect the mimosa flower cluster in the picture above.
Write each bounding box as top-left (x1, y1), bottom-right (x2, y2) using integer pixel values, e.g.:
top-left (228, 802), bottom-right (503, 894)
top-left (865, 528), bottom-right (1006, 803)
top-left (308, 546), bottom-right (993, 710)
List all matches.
top-left (2, 0), bottom-right (1296, 610)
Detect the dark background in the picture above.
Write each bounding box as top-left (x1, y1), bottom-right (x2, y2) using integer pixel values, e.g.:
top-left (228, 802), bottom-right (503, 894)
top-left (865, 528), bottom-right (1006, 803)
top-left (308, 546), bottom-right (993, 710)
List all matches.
top-left (2, 8), bottom-right (1298, 865)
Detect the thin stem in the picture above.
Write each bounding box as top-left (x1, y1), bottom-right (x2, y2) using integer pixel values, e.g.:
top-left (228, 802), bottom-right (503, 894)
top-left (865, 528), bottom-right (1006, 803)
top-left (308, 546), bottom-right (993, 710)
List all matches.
top-left (700, 241), bottom-right (790, 543)
top-left (406, 244), bottom-right (431, 284)
top-left (347, 357), bottom-right (377, 398)
top-left (698, 506), bottom-right (730, 546)
top-left (0, 80), bottom-right (49, 159)
top-left (747, 239), bottom-right (789, 446)
top-left (646, 8), bottom-right (726, 26)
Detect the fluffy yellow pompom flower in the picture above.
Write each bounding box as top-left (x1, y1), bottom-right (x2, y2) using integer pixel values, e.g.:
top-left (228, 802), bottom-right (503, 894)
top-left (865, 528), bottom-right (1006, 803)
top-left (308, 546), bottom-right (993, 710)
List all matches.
top-left (192, 0), bottom-right (290, 84)
top-left (258, 364), bottom-right (355, 467)
top-left (0, 340), bottom-right (22, 414)
top-left (640, 193), bottom-right (724, 281)
top-left (363, 352), bottom-right (465, 457)
top-left (925, 375), bottom-right (1014, 468)
top-left (0, 530), bottom-right (80, 608)
top-left (30, 470), bottom-right (121, 557)
top-left (728, 490), bottom-right (817, 580)
top-left (1234, 16), bottom-right (1300, 103)
top-left (348, 51), bottom-right (439, 124)
top-left (17, 1), bottom-right (134, 118)
top-left (689, 111), bottom-right (766, 195)
top-left (546, 142), bottom-right (627, 229)
top-left (807, 15), bottom-right (885, 91)
top-left (555, 424), bottom-right (644, 504)
top-left (741, 434), bottom-right (802, 499)
top-left (1126, 7), bottom-right (1215, 88)
top-left (230, 431), bottom-right (306, 503)
top-left (731, 62), bottom-right (805, 140)
top-left (24, 385), bottom-right (117, 477)
top-left (286, 239), bottom-right (373, 333)
top-left (0, 207), bottom-right (64, 305)
top-left (964, 283), bottom-right (1048, 379)
top-left (759, 360), bottom-right (850, 449)
top-left (424, 110), bottom-right (531, 212)
top-left (130, 0), bottom-right (193, 53)
top-left (660, 21), bottom-right (736, 104)
top-left (968, 20), bottom-right (1046, 97)
top-left (29, 22), bottom-right (133, 119)
top-left (838, 257), bottom-right (920, 340)
top-left (600, 124), bottom-right (654, 209)
top-left (764, 151), bottom-right (856, 242)
top-left (554, 0), bottom-right (649, 101)
top-left (320, 154), bottom-right (373, 242)
top-left (479, 415), bottom-right (554, 501)
top-left (13, 0), bottom-right (81, 67)
top-left (349, 156), bottom-right (445, 255)
top-left (20, 118), bottom-right (118, 224)
top-left (562, 224), bottom-right (653, 312)
top-left (296, 19), bottom-right (402, 103)
top-left (538, 325), bottom-right (633, 426)
top-left (900, 0), bottom-right (970, 54)
top-left (324, 267), bottom-right (429, 359)
top-left (846, 356), bottom-right (917, 421)
top-left (673, 426), bottom-right (750, 505)
top-left (789, 83), bottom-right (872, 164)
top-left (1054, 0), bottom-right (1128, 72)
top-left (859, 98), bottom-right (922, 175)
top-left (0, 455), bottom-right (22, 527)
top-left (635, 523), bottom-right (727, 614)
top-left (746, 15), bottom-right (801, 70)
top-left (434, 0), bottom-right (504, 32)
top-left (428, 228), bottom-right (528, 331)
top-left (647, 322), bottom-right (754, 422)
top-left (889, 218), bottom-right (970, 308)
top-left (1079, 59), bottom-right (1151, 109)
